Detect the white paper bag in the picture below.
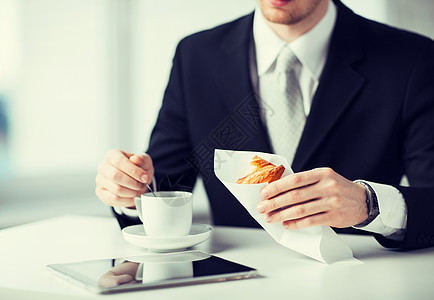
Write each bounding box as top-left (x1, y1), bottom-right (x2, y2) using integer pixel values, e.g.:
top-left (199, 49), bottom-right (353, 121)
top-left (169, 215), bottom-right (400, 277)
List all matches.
top-left (214, 149), bottom-right (359, 264)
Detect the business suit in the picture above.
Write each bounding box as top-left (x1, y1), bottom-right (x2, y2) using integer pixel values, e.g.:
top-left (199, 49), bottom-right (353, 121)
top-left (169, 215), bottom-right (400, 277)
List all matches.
top-left (115, 1), bottom-right (434, 249)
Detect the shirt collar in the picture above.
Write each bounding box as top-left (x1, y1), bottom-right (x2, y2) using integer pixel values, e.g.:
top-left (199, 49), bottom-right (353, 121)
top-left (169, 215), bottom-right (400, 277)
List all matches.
top-left (253, 0), bottom-right (337, 81)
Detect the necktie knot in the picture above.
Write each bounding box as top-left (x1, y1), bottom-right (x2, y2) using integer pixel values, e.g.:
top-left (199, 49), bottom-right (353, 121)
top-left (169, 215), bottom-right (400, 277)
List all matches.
top-left (275, 46), bottom-right (300, 75)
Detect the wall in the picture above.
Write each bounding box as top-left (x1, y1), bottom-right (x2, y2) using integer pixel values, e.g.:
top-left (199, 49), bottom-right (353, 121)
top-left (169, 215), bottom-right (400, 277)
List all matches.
top-left (0, 0), bottom-right (432, 228)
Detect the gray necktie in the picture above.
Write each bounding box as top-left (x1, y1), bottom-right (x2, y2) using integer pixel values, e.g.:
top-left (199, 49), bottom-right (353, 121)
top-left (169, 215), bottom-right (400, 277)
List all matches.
top-left (265, 45), bottom-right (306, 165)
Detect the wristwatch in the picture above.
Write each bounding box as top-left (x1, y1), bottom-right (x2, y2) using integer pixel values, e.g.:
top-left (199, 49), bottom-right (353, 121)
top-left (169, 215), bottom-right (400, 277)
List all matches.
top-left (353, 180), bottom-right (379, 227)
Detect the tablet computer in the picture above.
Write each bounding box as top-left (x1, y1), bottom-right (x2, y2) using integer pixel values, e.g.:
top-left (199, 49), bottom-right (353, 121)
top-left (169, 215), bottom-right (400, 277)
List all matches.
top-left (47, 251), bottom-right (258, 294)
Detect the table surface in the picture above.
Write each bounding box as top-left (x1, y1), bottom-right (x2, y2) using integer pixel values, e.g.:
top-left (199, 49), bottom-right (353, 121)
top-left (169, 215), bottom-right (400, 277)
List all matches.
top-left (1, 215), bottom-right (433, 300)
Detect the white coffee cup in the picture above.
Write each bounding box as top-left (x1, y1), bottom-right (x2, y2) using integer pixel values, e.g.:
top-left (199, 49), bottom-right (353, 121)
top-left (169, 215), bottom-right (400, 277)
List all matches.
top-left (134, 191), bottom-right (193, 237)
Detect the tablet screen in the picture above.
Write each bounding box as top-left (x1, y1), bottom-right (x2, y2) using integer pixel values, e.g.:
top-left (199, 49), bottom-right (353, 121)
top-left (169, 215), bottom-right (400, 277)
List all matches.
top-left (47, 251), bottom-right (257, 293)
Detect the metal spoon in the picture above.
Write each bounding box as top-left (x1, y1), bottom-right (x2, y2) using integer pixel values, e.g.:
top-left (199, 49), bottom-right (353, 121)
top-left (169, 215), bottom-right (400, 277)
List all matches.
top-left (145, 182), bottom-right (157, 197)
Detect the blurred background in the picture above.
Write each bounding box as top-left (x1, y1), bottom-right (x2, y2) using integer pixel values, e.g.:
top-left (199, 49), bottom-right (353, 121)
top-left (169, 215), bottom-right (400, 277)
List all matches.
top-left (0, 0), bottom-right (433, 229)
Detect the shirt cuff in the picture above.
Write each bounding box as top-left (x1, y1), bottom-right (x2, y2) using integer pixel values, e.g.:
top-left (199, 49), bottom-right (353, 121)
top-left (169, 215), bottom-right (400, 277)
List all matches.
top-left (352, 180), bottom-right (408, 237)
top-left (114, 206), bottom-right (139, 217)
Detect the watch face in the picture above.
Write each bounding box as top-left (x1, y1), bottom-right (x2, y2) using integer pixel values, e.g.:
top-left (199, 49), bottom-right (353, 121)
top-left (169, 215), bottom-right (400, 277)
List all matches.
top-left (365, 183), bottom-right (379, 222)
top-left (353, 181), bottom-right (379, 227)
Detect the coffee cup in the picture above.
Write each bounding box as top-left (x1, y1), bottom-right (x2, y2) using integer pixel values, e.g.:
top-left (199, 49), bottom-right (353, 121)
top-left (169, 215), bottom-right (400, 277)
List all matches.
top-left (134, 191), bottom-right (193, 237)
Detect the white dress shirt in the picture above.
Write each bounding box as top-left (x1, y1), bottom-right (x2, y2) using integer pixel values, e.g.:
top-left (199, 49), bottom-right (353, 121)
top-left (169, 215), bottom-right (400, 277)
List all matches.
top-left (250, 1), bottom-right (407, 239)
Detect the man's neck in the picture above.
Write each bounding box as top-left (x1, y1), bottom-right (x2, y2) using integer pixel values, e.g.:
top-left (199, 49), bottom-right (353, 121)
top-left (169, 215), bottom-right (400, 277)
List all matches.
top-left (265, 0), bottom-right (329, 43)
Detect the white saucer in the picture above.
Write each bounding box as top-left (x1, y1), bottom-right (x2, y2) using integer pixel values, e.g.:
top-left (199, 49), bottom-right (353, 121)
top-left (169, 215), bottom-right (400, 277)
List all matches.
top-left (122, 224), bottom-right (212, 252)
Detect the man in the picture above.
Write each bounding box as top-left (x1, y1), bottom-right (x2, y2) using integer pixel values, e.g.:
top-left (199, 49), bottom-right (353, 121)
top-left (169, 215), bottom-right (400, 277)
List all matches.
top-left (95, 0), bottom-right (434, 249)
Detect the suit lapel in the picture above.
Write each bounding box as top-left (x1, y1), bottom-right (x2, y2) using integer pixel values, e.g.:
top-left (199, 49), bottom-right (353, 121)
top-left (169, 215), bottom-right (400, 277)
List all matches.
top-left (292, 4), bottom-right (366, 171)
top-left (213, 13), bottom-right (272, 153)
top-left (213, 13), bottom-right (254, 114)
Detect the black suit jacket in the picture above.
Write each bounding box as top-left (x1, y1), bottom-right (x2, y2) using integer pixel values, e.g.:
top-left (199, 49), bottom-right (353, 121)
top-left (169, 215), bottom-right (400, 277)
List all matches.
top-left (116, 1), bottom-right (434, 249)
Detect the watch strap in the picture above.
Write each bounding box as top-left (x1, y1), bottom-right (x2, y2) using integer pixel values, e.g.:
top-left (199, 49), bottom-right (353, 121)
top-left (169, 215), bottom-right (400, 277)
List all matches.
top-left (353, 180), bottom-right (380, 227)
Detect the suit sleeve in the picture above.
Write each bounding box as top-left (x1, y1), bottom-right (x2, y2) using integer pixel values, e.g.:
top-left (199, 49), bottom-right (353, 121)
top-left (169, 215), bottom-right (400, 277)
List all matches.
top-left (146, 40), bottom-right (198, 191)
top-left (113, 41), bottom-right (198, 228)
top-left (374, 41), bottom-right (434, 249)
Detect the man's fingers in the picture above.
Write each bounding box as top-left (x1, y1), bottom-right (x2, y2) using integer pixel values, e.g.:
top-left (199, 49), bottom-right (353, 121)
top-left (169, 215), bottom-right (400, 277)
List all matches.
top-left (106, 150), bottom-right (150, 183)
top-left (99, 164), bottom-right (146, 191)
top-left (95, 150), bottom-right (155, 208)
top-left (257, 181), bottom-right (324, 213)
top-left (95, 188), bottom-right (135, 207)
top-left (96, 174), bottom-right (146, 198)
top-left (264, 199), bottom-right (325, 223)
top-left (282, 212), bottom-right (329, 229)
top-left (130, 153), bottom-right (153, 173)
top-left (261, 169), bottom-right (321, 200)
top-left (261, 167), bottom-right (336, 200)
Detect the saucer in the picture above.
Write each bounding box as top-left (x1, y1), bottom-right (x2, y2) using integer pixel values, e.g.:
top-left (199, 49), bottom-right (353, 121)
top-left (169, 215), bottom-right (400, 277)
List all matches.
top-left (122, 224), bottom-right (212, 252)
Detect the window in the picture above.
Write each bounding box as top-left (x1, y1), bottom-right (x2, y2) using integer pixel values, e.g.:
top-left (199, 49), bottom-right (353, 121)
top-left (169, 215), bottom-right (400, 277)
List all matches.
top-left (0, 0), bottom-right (257, 228)
top-left (0, 0), bottom-right (432, 228)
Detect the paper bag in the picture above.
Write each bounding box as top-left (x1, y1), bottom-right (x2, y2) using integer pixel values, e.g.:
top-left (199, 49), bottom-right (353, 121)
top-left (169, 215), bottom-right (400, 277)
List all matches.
top-left (214, 149), bottom-right (358, 264)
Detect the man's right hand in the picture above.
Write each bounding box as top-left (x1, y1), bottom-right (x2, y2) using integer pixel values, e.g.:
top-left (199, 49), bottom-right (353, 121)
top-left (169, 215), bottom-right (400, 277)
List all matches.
top-left (95, 149), bottom-right (154, 208)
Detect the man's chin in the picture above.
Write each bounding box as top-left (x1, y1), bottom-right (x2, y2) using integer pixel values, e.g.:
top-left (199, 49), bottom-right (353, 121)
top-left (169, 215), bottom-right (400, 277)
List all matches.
top-left (262, 9), bottom-right (300, 25)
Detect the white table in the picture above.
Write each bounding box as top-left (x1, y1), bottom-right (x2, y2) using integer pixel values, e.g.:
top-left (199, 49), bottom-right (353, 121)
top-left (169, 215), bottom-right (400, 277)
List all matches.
top-left (1, 215), bottom-right (433, 300)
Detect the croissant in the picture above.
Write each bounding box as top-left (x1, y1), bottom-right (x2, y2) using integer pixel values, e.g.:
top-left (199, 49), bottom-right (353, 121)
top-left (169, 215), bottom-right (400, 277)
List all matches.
top-left (236, 155), bottom-right (285, 184)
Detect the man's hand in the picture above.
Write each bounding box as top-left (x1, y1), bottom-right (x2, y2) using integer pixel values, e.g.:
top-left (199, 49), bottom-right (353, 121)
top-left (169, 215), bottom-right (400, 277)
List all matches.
top-left (95, 149), bottom-right (154, 207)
top-left (257, 168), bottom-right (368, 229)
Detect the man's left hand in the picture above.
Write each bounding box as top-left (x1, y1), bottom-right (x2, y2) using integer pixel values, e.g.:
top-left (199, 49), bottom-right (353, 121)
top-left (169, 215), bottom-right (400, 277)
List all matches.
top-left (257, 168), bottom-right (368, 229)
